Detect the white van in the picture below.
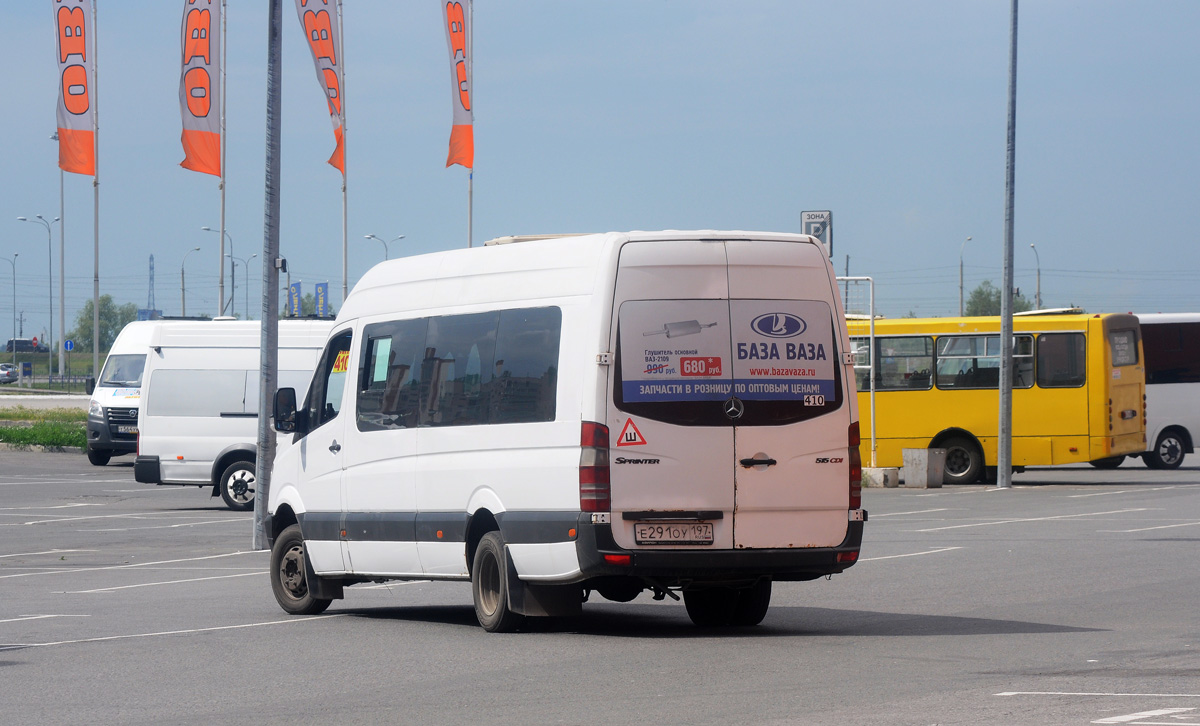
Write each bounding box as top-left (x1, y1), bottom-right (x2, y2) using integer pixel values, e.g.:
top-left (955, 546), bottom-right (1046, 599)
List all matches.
top-left (134, 319), bottom-right (333, 510)
top-left (267, 231), bottom-right (866, 631)
top-left (86, 321), bottom-right (161, 466)
top-left (1129, 313), bottom-right (1199, 469)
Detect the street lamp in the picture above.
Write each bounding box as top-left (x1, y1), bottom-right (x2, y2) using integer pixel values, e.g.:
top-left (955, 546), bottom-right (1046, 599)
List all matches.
top-left (226, 253), bottom-right (257, 320)
top-left (201, 226), bottom-right (233, 316)
top-left (181, 247), bottom-right (201, 317)
top-left (17, 215), bottom-right (59, 385)
top-left (959, 236), bottom-right (972, 316)
top-left (1029, 243), bottom-right (1041, 309)
top-left (364, 234), bottom-right (405, 261)
top-left (1, 255), bottom-right (15, 366)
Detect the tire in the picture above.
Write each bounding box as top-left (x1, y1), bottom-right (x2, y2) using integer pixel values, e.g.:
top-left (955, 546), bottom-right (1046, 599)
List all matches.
top-left (218, 460), bottom-right (256, 511)
top-left (940, 437), bottom-right (983, 485)
top-left (1145, 430), bottom-right (1186, 470)
top-left (471, 531), bottom-right (525, 633)
top-left (269, 524), bottom-right (332, 615)
top-left (86, 447), bottom-right (111, 466)
top-left (683, 587), bottom-right (738, 627)
top-left (1089, 456), bottom-right (1126, 470)
top-left (730, 579), bottom-right (772, 626)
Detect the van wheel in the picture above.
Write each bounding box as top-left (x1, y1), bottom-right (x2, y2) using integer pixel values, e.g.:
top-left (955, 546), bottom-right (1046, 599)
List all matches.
top-left (1145, 430), bottom-right (1185, 470)
top-left (86, 447), bottom-right (111, 466)
top-left (219, 461), bottom-right (256, 511)
top-left (683, 587), bottom-right (738, 627)
top-left (730, 579), bottom-right (772, 626)
top-left (941, 437), bottom-right (983, 485)
top-left (471, 532), bottom-right (525, 633)
top-left (1089, 456), bottom-right (1125, 470)
top-left (270, 524), bottom-right (332, 615)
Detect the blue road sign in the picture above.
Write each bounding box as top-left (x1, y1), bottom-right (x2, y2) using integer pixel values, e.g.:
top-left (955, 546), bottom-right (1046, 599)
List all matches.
top-left (64, 339), bottom-right (74, 352)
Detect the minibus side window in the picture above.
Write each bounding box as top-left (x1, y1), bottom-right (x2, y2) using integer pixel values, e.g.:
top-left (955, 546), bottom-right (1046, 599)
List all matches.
top-left (1036, 333), bottom-right (1086, 388)
top-left (491, 307), bottom-right (561, 423)
top-left (1143, 322), bottom-right (1200, 385)
top-left (356, 318), bottom-right (427, 431)
top-left (875, 336), bottom-right (933, 390)
top-left (306, 332), bottom-right (353, 431)
top-left (421, 312), bottom-right (499, 427)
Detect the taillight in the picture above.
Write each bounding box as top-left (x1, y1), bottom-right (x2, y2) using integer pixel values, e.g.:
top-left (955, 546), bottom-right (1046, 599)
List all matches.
top-left (580, 421), bottom-right (610, 512)
top-left (848, 421), bottom-right (862, 510)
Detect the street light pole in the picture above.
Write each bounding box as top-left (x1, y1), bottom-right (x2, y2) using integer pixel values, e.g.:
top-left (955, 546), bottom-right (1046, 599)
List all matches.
top-left (1029, 243), bottom-right (1041, 309)
top-left (959, 236), bottom-right (972, 316)
top-left (201, 227), bottom-right (234, 316)
top-left (17, 215), bottom-right (59, 385)
top-left (364, 234), bottom-right (405, 261)
top-left (226, 254), bottom-right (257, 320)
top-left (1, 255), bottom-right (15, 366)
top-left (181, 247), bottom-right (201, 317)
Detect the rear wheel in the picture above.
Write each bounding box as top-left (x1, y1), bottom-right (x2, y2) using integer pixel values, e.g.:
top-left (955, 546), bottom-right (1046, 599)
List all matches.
top-left (270, 524), bottom-right (332, 615)
top-left (730, 579), bottom-right (772, 626)
top-left (1145, 430), bottom-right (1185, 470)
top-left (1090, 456), bottom-right (1125, 470)
top-left (683, 587), bottom-right (738, 627)
top-left (941, 437), bottom-right (983, 485)
top-left (471, 531), bottom-right (525, 632)
top-left (218, 461), bottom-right (255, 511)
top-left (86, 447), bottom-right (111, 466)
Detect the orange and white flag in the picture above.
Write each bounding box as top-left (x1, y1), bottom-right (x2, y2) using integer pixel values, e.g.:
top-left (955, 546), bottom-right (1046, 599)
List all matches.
top-left (53, 0), bottom-right (96, 176)
top-left (295, 0), bottom-right (345, 175)
top-left (442, 0), bottom-right (473, 169)
top-left (179, 0), bottom-right (221, 176)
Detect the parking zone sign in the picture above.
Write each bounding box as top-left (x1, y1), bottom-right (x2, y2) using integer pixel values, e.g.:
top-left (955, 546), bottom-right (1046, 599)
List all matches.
top-left (802, 210), bottom-right (832, 256)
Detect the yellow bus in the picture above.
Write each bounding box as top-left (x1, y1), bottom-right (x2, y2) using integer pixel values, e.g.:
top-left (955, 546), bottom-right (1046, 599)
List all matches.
top-left (848, 312), bottom-right (1146, 484)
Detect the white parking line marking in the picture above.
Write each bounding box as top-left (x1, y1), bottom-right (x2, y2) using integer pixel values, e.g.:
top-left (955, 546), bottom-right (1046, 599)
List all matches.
top-left (92, 518), bottom-right (253, 532)
top-left (0, 549), bottom-right (97, 559)
top-left (0, 503), bottom-right (104, 511)
top-left (67, 572), bottom-right (262, 593)
top-left (861, 547), bottom-right (961, 561)
top-left (1101, 521), bottom-right (1200, 533)
top-left (1093, 708), bottom-right (1195, 724)
top-left (996, 691), bottom-right (1200, 698)
top-left (0, 614), bottom-right (89, 624)
top-left (917, 509), bottom-right (1148, 532)
top-left (870, 508), bottom-right (950, 517)
top-left (0, 550), bottom-right (267, 580)
top-left (0, 614), bottom-right (345, 651)
top-left (1071, 486), bottom-right (1180, 499)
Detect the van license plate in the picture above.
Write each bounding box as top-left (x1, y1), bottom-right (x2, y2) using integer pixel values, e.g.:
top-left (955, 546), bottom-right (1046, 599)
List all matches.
top-left (634, 522), bottom-right (713, 545)
top-left (117, 425), bottom-right (138, 434)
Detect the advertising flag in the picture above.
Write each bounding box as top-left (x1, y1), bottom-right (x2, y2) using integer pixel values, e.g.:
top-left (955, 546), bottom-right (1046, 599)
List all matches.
top-left (295, 0), bottom-right (345, 175)
top-left (442, 0), bottom-right (473, 168)
top-left (315, 282), bottom-right (329, 318)
top-left (179, 0), bottom-right (221, 176)
top-left (53, 0), bottom-right (96, 175)
top-left (289, 282), bottom-right (301, 317)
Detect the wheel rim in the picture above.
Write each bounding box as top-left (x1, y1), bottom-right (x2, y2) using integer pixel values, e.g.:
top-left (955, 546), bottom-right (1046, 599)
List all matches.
top-left (945, 446), bottom-right (971, 477)
top-left (1158, 436), bottom-right (1183, 465)
top-left (227, 469), bottom-right (256, 504)
top-left (279, 543), bottom-right (307, 600)
top-left (477, 549), bottom-right (501, 617)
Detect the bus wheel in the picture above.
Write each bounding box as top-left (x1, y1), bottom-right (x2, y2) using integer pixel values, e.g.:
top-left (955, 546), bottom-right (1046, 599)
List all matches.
top-left (1146, 430), bottom-right (1185, 470)
top-left (219, 461), bottom-right (256, 511)
top-left (471, 532), bottom-right (525, 633)
top-left (941, 437), bottom-right (982, 485)
top-left (1090, 456), bottom-right (1125, 469)
top-left (270, 524), bottom-right (332, 615)
top-left (683, 587), bottom-right (738, 627)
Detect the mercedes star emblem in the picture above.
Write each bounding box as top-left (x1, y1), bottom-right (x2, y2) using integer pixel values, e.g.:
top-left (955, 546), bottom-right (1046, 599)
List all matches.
top-left (723, 397), bottom-right (744, 419)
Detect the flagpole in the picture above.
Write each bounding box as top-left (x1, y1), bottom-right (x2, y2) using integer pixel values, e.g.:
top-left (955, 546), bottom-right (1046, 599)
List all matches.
top-left (218, 0), bottom-right (228, 317)
top-left (339, 0), bottom-right (348, 304)
top-left (467, 0), bottom-right (473, 248)
top-left (91, 0), bottom-right (100, 380)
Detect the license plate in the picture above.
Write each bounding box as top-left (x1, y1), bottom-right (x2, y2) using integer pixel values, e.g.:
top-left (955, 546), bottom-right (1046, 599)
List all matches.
top-left (117, 425), bottom-right (138, 434)
top-left (634, 521), bottom-right (714, 545)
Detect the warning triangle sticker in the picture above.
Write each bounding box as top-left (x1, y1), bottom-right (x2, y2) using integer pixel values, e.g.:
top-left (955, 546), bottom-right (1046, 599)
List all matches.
top-left (617, 419), bottom-right (647, 447)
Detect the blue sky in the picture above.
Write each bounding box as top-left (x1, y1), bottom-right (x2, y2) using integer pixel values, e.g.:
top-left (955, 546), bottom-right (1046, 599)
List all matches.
top-left (2, 1), bottom-right (1199, 344)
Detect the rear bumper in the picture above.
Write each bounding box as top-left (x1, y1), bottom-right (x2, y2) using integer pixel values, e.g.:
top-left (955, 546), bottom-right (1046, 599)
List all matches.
top-left (574, 516), bottom-right (865, 584)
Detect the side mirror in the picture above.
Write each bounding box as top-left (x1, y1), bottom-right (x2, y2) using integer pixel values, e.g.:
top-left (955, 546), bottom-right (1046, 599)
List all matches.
top-left (274, 387), bottom-right (299, 433)
top-left (85, 376), bottom-right (96, 395)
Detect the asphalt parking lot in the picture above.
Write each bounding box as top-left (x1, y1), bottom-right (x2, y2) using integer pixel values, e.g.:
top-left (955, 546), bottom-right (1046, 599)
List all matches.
top-left (2, 449), bottom-right (1198, 726)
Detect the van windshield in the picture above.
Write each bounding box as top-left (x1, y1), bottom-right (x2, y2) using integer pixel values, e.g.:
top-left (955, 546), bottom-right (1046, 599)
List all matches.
top-left (99, 354), bottom-right (146, 387)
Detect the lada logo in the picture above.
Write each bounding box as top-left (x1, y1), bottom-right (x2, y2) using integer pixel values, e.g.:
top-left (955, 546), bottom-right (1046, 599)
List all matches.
top-left (750, 313), bottom-right (807, 338)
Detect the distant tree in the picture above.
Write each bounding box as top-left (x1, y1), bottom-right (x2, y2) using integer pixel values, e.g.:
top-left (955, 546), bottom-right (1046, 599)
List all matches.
top-left (68, 295), bottom-right (139, 351)
top-left (965, 280), bottom-right (1032, 316)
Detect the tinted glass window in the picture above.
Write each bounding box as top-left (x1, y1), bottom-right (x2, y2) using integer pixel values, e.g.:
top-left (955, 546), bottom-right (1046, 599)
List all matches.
top-left (1142, 322), bottom-right (1200, 385)
top-left (356, 318), bottom-right (427, 431)
top-left (935, 334), bottom-right (1033, 389)
top-left (305, 331), bottom-right (353, 430)
top-left (491, 307), bottom-right (560, 423)
top-left (422, 312), bottom-right (499, 427)
top-left (1037, 333), bottom-right (1086, 388)
top-left (874, 336), bottom-right (933, 390)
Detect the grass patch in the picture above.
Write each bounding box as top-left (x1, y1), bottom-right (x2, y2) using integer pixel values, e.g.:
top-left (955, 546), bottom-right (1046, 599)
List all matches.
top-left (0, 421), bottom-right (87, 448)
top-left (0, 406), bottom-right (87, 423)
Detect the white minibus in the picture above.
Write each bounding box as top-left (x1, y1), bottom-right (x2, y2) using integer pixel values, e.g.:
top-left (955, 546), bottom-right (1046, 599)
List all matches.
top-left (134, 319), bottom-right (333, 509)
top-left (1127, 313), bottom-right (1199, 469)
top-left (86, 321), bottom-right (161, 466)
top-left (267, 231), bottom-right (866, 631)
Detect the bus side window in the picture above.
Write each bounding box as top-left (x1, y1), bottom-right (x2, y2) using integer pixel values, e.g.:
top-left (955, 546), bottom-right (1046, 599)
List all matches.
top-left (876, 336), bottom-right (932, 391)
top-left (1036, 333), bottom-right (1086, 388)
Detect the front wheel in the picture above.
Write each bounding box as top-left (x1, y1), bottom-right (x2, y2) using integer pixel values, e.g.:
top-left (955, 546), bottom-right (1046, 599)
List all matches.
top-left (1145, 431), bottom-right (1186, 470)
top-left (86, 447), bottom-right (111, 466)
top-left (941, 437), bottom-right (983, 485)
top-left (1090, 456), bottom-right (1126, 470)
top-left (471, 532), bottom-right (525, 632)
top-left (218, 461), bottom-right (255, 511)
top-left (270, 524), bottom-right (332, 615)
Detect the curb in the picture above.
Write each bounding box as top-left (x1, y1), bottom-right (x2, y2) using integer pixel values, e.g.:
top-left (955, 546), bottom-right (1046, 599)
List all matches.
top-left (0, 442), bottom-right (85, 454)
